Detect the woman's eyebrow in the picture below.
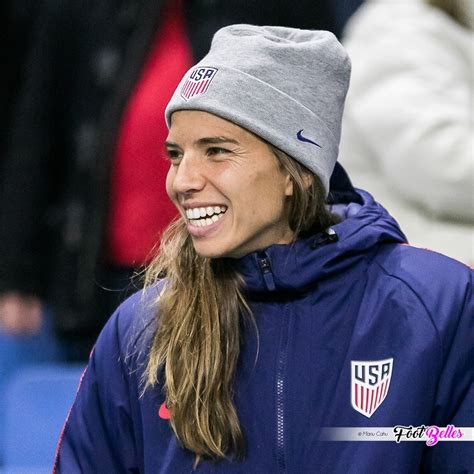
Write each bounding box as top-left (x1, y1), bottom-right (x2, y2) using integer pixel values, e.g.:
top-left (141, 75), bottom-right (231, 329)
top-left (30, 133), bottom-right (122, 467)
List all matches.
top-left (165, 137), bottom-right (240, 148)
top-left (195, 136), bottom-right (240, 146)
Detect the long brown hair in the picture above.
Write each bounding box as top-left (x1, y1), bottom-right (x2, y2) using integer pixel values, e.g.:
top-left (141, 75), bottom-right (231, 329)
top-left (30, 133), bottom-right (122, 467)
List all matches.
top-left (143, 145), bottom-right (339, 464)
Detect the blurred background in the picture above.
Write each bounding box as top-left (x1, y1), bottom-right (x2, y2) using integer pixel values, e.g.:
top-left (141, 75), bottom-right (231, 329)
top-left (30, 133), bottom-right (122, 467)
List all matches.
top-left (0, 0), bottom-right (472, 471)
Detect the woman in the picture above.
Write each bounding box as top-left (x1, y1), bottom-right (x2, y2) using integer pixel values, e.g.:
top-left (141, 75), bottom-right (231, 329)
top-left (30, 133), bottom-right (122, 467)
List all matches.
top-left (54, 25), bottom-right (473, 473)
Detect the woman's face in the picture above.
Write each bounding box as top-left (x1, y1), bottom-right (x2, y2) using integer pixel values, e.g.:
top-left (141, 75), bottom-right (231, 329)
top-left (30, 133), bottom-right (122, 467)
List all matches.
top-left (165, 110), bottom-right (295, 258)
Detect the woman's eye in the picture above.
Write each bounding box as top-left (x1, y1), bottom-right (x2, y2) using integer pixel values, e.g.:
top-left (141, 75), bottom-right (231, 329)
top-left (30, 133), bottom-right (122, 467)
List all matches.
top-left (207, 147), bottom-right (230, 156)
top-left (166, 149), bottom-right (182, 164)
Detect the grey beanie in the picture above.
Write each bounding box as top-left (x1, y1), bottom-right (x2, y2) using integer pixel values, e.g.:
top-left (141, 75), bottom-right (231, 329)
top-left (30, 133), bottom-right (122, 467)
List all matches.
top-left (165, 24), bottom-right (351, 195)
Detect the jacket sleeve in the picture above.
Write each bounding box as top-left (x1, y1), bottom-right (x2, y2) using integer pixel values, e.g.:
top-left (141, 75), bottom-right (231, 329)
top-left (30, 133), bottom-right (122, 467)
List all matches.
top-left (420, 268), bottom-right (474, 473)
top-left (340, 2), bottom-right (473, 221)
top-left (53, 305), bottom-right (140, 473)
top-left (423, 384), bottom-right (474, 473)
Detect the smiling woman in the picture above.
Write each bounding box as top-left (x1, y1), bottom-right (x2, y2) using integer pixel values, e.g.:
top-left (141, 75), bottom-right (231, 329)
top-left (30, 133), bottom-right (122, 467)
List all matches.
top-left (54, 24), bottom-right (473, 474)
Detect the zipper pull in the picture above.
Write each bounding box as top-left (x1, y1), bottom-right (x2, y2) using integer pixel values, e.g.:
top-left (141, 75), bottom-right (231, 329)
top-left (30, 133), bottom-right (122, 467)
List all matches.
top-left (310, 227), bottom-right (338, 249)
top-left (257, 252), bottom-right (276, 291)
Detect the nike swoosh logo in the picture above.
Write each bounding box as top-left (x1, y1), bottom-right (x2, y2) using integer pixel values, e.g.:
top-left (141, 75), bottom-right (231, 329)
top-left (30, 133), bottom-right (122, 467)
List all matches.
top-left (297, 129), bottom-right (322, 148)
top-left (158, 402), bottom-right (171, 420)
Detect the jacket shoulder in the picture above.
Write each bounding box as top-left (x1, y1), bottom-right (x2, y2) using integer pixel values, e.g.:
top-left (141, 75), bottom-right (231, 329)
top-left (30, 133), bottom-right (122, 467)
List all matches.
top-left (371, 243), bottom-right (472, 344)
top-left (367, 243), bottom-right (472, 357)
top-left (93, 282), bottom-right (164, 367)
top-left (373, 243), bottom-right (471, 291)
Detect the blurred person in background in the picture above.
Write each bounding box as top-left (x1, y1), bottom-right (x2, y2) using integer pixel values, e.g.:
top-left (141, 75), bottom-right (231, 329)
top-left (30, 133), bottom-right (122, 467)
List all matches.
top-left (0, 0), bottom-right (362, 361)
top-left (1, 0), bottom-right (46, 169)
top-left (0, 0), bottom-right (48, 337)
top-left (339, 0), bottom-right (473, 264)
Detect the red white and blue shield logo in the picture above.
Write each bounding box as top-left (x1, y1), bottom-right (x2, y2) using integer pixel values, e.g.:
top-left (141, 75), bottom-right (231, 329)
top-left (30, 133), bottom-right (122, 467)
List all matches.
top-left (180, 67), bottom-right (218, 101)
top-left (351, 358), bottom-right (393, 418)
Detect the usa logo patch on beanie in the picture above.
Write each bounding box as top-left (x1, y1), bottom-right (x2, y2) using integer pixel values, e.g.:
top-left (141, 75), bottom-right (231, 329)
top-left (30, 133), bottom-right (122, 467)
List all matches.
top-left (180, 67), bottom-right (218, 101)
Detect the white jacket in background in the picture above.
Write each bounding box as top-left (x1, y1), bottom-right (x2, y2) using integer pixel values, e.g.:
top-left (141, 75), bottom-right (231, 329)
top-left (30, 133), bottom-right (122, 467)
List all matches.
top-left (340, 0), bottom-right (473, 264)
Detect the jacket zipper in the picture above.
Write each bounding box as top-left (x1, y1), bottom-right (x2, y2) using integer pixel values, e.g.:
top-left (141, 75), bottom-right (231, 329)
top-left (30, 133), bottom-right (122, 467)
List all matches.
top-left (257, 252), bottom-right (276, 291)
top-left (258, 253), bottom-right (288, 472)
top-left (276, 304), bottom-right (289, 473)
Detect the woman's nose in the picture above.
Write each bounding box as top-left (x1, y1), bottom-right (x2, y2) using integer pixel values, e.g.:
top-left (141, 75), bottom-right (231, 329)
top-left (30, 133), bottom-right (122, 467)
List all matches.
top-left (171, 154), bottom-right (206, 194)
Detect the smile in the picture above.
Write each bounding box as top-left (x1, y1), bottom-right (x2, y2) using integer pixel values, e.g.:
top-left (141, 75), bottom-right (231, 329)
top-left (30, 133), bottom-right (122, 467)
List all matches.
top-left (185, 206), bottom-right (227, 228)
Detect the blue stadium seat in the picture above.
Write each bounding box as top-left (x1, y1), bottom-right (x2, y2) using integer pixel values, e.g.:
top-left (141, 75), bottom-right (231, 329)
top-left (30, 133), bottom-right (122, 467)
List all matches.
top-left (0, 363), bottom-right (85, 470)
top-left (0, 309), bottom-right (64, 384)
top-left (0, 309), bottom-right (64, 465)
top-left (0, 467), bottom-right (51, 474)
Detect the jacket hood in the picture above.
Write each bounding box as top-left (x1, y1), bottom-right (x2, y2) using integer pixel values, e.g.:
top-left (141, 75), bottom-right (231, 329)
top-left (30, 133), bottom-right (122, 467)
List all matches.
top-left (231, 189), bottom-right (407, 295)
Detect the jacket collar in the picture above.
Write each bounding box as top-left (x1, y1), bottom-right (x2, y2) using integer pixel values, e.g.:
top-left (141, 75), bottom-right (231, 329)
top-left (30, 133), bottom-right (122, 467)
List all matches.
top-left (228, 190), bottom-right (406, 296)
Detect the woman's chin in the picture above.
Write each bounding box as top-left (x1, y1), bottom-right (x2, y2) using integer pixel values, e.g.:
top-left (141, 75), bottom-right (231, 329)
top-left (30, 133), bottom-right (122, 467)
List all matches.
top-left (192, 240), bottom-right (226, 259)
top-left (191, 238), bottom-right (243, 259)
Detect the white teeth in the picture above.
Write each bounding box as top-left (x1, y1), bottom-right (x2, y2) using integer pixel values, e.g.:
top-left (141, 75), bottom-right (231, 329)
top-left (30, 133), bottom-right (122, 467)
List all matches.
top-left (188, 212), bottom-right (226, 228)
top-left (185, 205), bottom-right (228, 220)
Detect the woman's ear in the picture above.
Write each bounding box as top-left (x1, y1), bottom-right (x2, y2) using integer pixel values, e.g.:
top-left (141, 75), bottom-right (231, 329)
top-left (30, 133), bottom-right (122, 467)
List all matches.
top-left (303, 173), bottom-right (313, 190)
top-left (284, 172), bottom-right (312, 197)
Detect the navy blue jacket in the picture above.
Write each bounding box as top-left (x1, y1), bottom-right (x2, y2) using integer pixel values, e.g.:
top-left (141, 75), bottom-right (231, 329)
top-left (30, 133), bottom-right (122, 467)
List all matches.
top-left (54, 191), bottom-right (473, 473)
